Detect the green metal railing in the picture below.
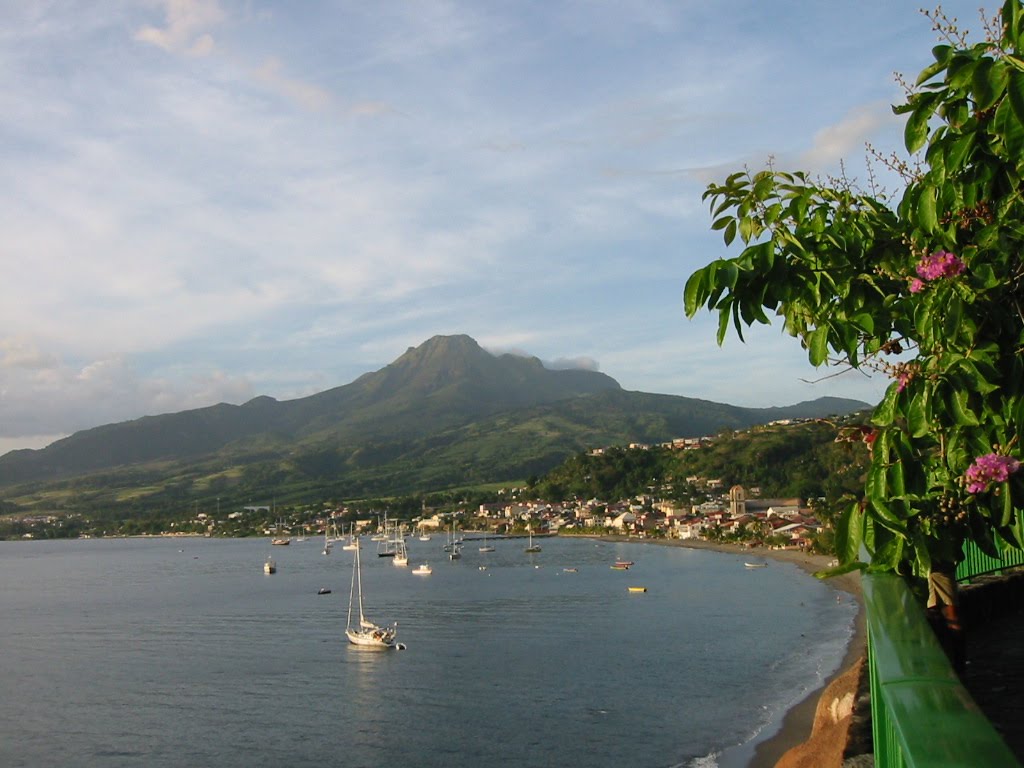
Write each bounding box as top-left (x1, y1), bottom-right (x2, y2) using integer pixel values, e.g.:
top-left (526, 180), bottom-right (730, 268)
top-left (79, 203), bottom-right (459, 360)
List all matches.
top-left (957, 537), bottom-right (1024, 582)
top-left (863, 540), bottom-right (1022, 767)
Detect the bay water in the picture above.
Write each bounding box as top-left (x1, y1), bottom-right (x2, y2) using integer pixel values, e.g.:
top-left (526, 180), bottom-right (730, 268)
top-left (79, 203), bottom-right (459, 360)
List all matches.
top-left (0, 536), bottom-right (856, 767)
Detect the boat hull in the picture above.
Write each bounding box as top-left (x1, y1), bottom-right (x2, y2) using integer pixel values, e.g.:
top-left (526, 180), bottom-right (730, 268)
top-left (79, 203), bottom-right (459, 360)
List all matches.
top-left (346, 628), bottom-right (396, 648)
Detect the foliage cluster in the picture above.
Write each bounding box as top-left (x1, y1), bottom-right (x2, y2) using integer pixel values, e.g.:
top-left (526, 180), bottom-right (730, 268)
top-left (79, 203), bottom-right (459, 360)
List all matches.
top-left (685, 1), bottom-right (1024, 577)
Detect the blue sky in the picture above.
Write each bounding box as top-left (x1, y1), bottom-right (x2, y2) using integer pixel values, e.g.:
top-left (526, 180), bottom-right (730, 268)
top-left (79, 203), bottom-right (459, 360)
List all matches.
top-left (0, 1), bottom-right (994, 454)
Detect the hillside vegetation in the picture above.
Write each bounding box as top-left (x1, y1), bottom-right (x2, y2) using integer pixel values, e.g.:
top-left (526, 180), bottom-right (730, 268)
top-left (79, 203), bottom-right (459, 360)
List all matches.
top-left (0, 335), bottom-right (868, 521)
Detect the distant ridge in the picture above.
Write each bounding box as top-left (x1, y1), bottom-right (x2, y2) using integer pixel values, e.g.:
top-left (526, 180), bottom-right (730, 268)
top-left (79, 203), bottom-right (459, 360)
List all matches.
top-left (0, 334), bottom-right (869, 506)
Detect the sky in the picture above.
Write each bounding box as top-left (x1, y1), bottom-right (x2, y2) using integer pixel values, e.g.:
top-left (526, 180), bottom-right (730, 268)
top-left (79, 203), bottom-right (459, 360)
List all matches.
top-left (0, 0), bottom-right (996, 455)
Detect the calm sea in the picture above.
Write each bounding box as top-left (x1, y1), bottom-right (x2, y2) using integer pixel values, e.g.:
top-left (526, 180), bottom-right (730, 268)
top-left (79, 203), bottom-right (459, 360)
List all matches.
top-left (0, 536), bottom-right (856, 768)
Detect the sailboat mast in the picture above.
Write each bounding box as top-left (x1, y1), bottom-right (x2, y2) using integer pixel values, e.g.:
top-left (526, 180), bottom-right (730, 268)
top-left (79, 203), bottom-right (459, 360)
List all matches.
top-left (347, 538), bottom-right (357, 630)
top-left (355, 543), bottom-right (367, 624)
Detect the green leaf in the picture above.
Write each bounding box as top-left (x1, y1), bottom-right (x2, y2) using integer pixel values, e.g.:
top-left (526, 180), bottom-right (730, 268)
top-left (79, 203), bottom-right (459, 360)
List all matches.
top-left (949, 387), bottom-right (980, 426)
top-left (913, 535), bottom-right (932, 578)
top-left (946, 132), bottom-right (975, 171)
top-left (888, 457), bottom-right (907, 497)
top-left (943, 294), bottom-right (963, 340)
top-left (995, 97), bottom-right (1024, 162)
top-left (718, 261), bottom-right (738, 290)
top-left (908, 386), bottom-right (931, 438)
top-left (872, 385), bottom-right (900, 427)
top-left (916, 46), bottom-right (953, 85)
top-left (814, 562), bottom-right (867, 580)
top-left (905, 102), bottom-right (933, 153)
top-left (716, 300), bottom-right (731, 345)
top-left (948, 53), bottom-right (979, 90)
top-left (1008, 69), bottom-right (1024, 127)
top-left (851, 313), bottom-right (874, 335)
top-left (683, 269), bottom-right (707, 317)
top-left (917, 184), bottom-right (937, 232)
top-left (833, 501), bottom-right (863, 566)
top-left (972, 57), bottom-right (1007, 111)
top-left (808, 325), bottom-right (829, 366)
top-left (724, 219), bottom-right (737, 246)
top-left (871, 533), bottom-right (905, 570)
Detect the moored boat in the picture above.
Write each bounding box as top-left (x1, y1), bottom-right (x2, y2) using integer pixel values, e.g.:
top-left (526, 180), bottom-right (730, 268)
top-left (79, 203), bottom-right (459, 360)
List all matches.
top-left (346, 543), bottom-right (399, 649)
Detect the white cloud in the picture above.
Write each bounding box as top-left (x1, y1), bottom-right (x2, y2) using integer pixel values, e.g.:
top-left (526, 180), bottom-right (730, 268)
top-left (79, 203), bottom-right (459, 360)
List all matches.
top-left (252, 56), bottom-right (331, 111)
top-left (0, 341), bottom-right (253, 438)
top-left (798, 101), bottom-right (896, 171)
top-left (0, 0), bottom-right (985, 453)
top-left (135, 0), bottom-right (224, 56)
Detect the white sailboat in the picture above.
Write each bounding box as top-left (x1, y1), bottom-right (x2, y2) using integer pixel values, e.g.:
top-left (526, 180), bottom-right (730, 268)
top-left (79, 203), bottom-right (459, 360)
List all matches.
top-left (342, 523), bottom-right (359, 551)
top-left (525, 525), bottom-right (541, 553)
top-left (271, 517), bottom-right (290, 546)
top-left (393, 527), bottom-right (409, 567)
top-left (478, 530), bottom-right (495, 553)
top-left (346, 543), bottom-right (399, 649)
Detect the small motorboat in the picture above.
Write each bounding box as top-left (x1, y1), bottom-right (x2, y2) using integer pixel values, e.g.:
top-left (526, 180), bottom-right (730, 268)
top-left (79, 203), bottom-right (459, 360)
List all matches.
top-left (264, 558), bottom-right (276, 574)
top-left (317, 587), bottom-right (332, 595)
top-left (563, 567), bottom-right (578, 573)
top-left (744, 562), bottom-right (768, 569)
top-left (412, 563), bottom-right (432, 575)
top-left (628, 586), bottom-right (647, 593)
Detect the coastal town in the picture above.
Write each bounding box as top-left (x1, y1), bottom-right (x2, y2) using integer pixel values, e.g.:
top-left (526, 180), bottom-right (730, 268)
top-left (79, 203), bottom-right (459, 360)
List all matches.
top-left (7, 423), bottom-right (831, 554)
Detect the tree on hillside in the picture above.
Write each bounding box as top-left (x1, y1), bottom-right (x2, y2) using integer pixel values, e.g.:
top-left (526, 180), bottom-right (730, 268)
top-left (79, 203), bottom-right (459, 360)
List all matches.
top-left (685, 1), bottom-right (1024, 634)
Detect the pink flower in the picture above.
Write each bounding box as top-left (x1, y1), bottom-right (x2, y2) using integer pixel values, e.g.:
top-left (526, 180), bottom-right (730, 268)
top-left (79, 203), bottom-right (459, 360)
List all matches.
top-left (895, 365), bottom-right (914, 392)
top-left (915, 250), bottom-right (965, 281)
top-left (964, 453), bottom-right (1022, 494)
top-left (909, 278), bottom-right (925, 293)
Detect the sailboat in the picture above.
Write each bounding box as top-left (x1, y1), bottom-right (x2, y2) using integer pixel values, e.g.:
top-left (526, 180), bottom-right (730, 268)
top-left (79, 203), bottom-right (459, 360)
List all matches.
top-left (446, 525), bottom-right (462, 560)
top-left (346, 542), bottom-right (399, 649)
top-left (342, 523), bottom-right (359, 551)
top-left (271, 517), bottom-right (290, 546)
top-left (393, 526), bottom-right (409, 567)
top-left (525, 525), bottom-right (541, 553)
top-left (377, 518), bottom-right (398, 558)
top-left (478, 530), bottom-right (495, 553)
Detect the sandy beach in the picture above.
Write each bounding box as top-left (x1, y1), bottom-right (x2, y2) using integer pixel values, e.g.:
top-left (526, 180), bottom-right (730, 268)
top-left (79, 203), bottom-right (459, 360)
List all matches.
top-left (585, 535), bottom-right (866, 768)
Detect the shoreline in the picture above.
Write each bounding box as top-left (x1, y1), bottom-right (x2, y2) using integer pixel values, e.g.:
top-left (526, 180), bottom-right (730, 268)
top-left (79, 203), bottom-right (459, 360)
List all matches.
top-left (580, 535), bottom-right (866, 768)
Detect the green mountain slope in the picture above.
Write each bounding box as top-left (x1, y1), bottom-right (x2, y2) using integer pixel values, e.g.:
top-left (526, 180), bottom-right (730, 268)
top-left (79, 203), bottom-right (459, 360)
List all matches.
top-left (0, 334), bottom-right (868, 512)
